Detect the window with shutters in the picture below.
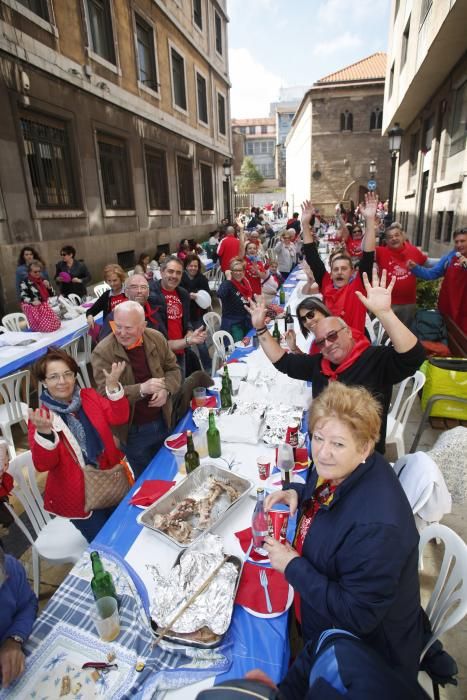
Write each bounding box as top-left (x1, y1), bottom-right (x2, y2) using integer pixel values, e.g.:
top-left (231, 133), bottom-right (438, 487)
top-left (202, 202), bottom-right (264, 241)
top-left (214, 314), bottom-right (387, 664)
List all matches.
top-left (145, 148), bottom-right (170, 210)
top-left (170, 45), bottom-right (187, 112)
top-left (177, 156), bottom-right (195, 211)
top-left (97, 133), bottom-right (132, 209)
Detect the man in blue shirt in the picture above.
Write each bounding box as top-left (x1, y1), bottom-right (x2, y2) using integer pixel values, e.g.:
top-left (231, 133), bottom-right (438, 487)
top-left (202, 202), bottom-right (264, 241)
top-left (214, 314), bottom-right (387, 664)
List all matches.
top-left (0, 549), bottom-right (37, 688)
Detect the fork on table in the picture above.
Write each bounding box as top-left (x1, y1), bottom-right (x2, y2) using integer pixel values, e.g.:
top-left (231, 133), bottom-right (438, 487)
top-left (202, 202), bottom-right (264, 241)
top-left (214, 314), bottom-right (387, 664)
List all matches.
top-left (259, 568), bottom-right (272, 613)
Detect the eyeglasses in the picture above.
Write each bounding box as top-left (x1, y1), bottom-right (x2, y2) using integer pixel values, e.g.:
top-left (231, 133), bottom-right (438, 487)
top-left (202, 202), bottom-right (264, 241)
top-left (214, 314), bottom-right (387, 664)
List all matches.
top-left (45, 371), bottom-right (75, 382)
top-left (231, 268), bottom-right (244, 273)
top-left (126, 284), bottom-right (149, 290)
top-left (353, 229), bottom-right (362, 233)
top-left (299, 309), bottom-right (317, 322)
top-left (314, 326), bottom-right (346, 349)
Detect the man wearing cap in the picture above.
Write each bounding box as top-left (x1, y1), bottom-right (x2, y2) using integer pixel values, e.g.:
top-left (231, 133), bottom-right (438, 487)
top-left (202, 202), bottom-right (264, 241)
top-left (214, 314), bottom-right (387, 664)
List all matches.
top-left (248, 269), bottom-right (425, 454)
top-left (149, 256), bottom-right (206, 377)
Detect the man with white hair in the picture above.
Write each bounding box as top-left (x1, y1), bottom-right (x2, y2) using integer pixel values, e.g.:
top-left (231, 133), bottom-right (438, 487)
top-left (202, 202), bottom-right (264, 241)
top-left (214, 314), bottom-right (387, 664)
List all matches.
top-left (92, 300), bottom-right (181, 477)
top-left (0, 548), bottom-right (37, 688)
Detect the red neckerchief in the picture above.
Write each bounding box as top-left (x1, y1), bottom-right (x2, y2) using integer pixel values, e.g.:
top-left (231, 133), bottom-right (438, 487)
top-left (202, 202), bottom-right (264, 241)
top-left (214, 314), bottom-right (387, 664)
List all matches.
top-left (28, 273), bottom-right (49, 302)
top-left (231, 276), bottom-right (253, 299)
top-left (320, 335), bottom-right (370, 380)
top-left (108, 320), bottom-right (143, 349)
top-left (143, 301), bottom-right (160, 328)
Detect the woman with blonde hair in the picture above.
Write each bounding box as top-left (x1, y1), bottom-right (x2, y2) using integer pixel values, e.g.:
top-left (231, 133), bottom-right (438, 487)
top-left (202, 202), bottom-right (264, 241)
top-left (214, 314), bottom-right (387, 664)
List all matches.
top-left (217, 256), bottom-right (253, 341)
top-left (86, 264), bottom-right (127, 330)
top-left (264, 382), bottom-right (424, 682)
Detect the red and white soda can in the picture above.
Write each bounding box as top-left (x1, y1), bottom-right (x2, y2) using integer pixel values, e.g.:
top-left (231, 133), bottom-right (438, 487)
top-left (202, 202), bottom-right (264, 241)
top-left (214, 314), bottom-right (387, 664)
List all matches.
top-left (285, 421), bottom-right (299, 448)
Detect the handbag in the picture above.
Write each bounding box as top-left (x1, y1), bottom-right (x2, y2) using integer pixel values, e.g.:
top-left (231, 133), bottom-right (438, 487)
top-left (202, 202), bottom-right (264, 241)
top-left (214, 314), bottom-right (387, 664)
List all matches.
top-left (21, 301), bottom-right (61, 332)
top-left (82, 459), bottom-right (133, 512)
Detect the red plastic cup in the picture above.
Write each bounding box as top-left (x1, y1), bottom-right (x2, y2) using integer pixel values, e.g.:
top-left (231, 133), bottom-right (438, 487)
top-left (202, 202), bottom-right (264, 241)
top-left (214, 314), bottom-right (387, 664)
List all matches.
top-left (268, 505), bottom-right (290, 543)
top-left (256, 456), bottom-right (271, 481)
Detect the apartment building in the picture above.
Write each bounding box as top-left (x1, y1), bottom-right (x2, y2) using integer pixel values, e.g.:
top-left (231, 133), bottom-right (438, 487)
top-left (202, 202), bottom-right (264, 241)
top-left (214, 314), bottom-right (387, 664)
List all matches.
top-left (270, 86), bottom-right (309, 187)
top-left (285, 53), bottom-right (390, 217)
top-left (0, 0), bottom-right (231, 310)
top-left (383, 0), bottom-right (466, 255)
top-left (231, 117), bottom-right (277, 185)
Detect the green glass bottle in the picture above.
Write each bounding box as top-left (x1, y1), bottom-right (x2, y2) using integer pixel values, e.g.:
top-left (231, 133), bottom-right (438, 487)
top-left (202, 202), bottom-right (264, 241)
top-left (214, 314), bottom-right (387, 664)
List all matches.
top-left (207, 409), bottom-right (221, 458)
top-left (90, 551), bottom-right (118, 602)
top-left (185, 430), bottom-right (200, 473)
top-left (279, 286), bottom-right (286, 305)
top-left (272, 320), bottom-right (281, 343)
top-left (220, 371), bottom-right (232, 409)
top-left (223, 364), bottom-right (233, 394)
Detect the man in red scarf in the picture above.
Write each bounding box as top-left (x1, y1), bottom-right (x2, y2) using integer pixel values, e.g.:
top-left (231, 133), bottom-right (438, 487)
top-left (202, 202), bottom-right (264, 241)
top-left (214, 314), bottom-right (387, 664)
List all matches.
top-left (249, 268), bottom-right (425, 453)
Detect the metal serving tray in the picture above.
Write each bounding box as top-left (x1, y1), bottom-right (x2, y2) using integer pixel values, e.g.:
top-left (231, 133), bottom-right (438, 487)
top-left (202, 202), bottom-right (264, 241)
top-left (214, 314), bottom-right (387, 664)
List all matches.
top-left (151, 552), bottom-right (243, 648)
top-left (136, 462), bottom-right (253, 548)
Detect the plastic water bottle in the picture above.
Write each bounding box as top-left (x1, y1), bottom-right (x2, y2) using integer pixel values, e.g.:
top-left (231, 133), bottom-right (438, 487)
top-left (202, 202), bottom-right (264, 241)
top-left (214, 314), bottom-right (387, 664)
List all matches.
top-left (252, 488), bottom-right (268, 551)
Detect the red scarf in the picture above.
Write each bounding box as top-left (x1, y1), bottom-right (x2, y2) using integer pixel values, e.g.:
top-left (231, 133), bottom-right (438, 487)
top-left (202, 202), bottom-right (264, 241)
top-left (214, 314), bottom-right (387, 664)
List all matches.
top-left (320, 335), bottom-right (370, 380)
top-left (231, 276), bottom-right (253, 300)
top-left (28, 273), bottom-right (49, 302)
top-left (143, 301), bottom-right (160, 329)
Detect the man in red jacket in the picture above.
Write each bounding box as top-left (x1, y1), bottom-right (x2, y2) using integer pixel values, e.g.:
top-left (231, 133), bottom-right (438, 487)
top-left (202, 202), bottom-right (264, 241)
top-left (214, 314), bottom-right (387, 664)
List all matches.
top-left (376, 223), bottom-right (427, 326)
top-left (217, 226), bottom-right (240, 272)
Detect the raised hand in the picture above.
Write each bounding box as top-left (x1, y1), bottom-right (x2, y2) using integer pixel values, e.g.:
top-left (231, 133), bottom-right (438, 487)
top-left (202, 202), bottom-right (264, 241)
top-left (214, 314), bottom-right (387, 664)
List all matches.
top-left (28, 408), bottom-right (54, 434)
top-left (360, 192), bottom-right (378, 221)
top-left (300, 200), bottom-right (315, 229)
top-left (103, 361), bottom-right (126, 391)
top-left (355, 265), bottom-right (396, 317)
top-left (246, 297), bottom-right (268, 329)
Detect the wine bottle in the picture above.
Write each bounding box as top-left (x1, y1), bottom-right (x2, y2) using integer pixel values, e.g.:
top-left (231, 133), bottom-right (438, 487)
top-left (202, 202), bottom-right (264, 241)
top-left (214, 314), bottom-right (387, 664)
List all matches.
top-left (90, 551), bottom-right (118, 603)
top-left (285, 306), bottom-right (294, 333)
top-left (272, 320), bottom-right (281, 343)
top-left (251, 488), bottom-right (268, 551)
top-left (185, 430), bottom-right (200, 473)
top-left (207, 409), bottom-right (221, 458)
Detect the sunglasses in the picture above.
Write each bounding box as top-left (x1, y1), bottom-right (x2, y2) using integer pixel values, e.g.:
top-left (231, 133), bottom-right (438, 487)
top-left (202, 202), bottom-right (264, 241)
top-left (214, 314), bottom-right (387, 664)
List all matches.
top-left (299, 309), bottom-right (317, 322)
top-left (60, 252), bottom-right (69, 256)
top-left (314, 326), bottom-right (346, 348)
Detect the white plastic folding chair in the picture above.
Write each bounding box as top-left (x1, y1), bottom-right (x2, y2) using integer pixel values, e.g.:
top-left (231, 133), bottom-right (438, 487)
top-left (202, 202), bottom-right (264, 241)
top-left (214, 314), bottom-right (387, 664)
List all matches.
top-left (365, 315), bottom-right (385, 345)
top-left (212, 330), bottom-right (234, 361)
top-left (1, 312), bottom-right (29, 332)
top-left (0, 369), bottom-right (30, 457)
top-left (203, 311), bottom-right (221, 341)
top-left (62, 333), bottom-right (92, 388)
top-left (385, 370), bottom-right (426, 458)
top-left (208, 267), bottom-right (225, 293)
top-left (418, 523), bottom-right (467, 699)
top-left (4, 451), bottom-right (88, 596)
top-left (67, 293), bottom-right (83, 306)
top-left (93, 283), bottom-right (111, 298)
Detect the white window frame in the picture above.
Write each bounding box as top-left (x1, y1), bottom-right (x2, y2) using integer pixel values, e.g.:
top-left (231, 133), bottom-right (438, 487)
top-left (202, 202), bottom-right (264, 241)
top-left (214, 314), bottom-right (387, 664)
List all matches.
top-left (192, 0), bottom-right (203, 34)
top-left (3, 0), bottom-right (58, 35)
top-left (214, 9), bottom-right (223, 57)
top-left (82, 0), bottom-right (121, 75)
top-left (194, 66), bottom-right (209, 128)
top-left (133, 10), bottom-right (161, 99)
top-left (168, 39), bottom-right (188, 115)
top-left (216, 88), bottom-right (227, 138)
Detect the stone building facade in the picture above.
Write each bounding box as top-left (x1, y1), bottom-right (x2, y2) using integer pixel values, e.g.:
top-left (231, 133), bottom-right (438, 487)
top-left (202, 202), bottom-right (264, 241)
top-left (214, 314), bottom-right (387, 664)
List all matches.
top-left (383, 0), bottom-right (466, 256)
top-left (285, 54), bottom-right (391, 217)
top-left (0, 0), bottom-right (231, 311)
top-left (231, 117), bottom-right (277, 187)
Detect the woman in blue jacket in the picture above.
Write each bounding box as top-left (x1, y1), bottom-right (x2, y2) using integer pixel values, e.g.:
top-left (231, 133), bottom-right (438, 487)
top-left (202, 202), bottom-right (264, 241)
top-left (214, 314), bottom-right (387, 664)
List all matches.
top-left (265, 382), bottom-right (424, 681)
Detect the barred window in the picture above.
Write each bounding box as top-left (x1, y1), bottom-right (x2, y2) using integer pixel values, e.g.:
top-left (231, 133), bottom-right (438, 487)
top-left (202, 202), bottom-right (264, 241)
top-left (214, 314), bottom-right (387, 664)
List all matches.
top-left (136, 15), bottom-right (158, 91)
top-left (97, 134), bottom-right (132, 209)
top-left (17, 0), bottom-right (49, 20)
top-left (171, 47), bottom-right (187, 111)
top-left (200, 163), bottom-right (214, 211)
top-left (86, 0), bottom-right (116, 64)
top-left (145, 148), bottom-right (170, 210)
top-left (196, 73), bottom-right (208, 124)
top-left (20, 115), bottom-right (77, 209)
top-left (177, 156), bottom-right (195, 211)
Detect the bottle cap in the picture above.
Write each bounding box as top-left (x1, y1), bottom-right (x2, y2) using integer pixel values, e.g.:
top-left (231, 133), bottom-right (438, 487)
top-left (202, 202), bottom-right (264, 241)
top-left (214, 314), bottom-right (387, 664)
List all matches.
top-left (187, 430), bottom-right (192, 436)
top-left (256, 487), bottom-right (264, 494)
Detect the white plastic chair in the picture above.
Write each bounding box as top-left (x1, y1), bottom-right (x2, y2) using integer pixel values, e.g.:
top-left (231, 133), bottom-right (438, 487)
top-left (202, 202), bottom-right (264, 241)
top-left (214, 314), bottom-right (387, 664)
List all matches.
top-left (418, 523), bottom-right (467, 698)
top-left (62, 334), bottom-right (92, 388)
top-left (93, 283), bottom-right (111, 298)
top-left (385, 370), bottom-right (426, 458)
top-left (0, 369), bottom-right (30, 457)
top-left (212, 330), bottom-right (234, 377)
top-left (67, 293), bottom-right (83, 306)
top-left (1, 312), bottom-right (29, 332)
top-left (203, 311), bottom-right (221, 341)
top-left (365, 314), bottom-right (385, 345)
top-left (4, 451), bottom-right (88, 596)
top-left (207, 266), bottom-right (224, 292)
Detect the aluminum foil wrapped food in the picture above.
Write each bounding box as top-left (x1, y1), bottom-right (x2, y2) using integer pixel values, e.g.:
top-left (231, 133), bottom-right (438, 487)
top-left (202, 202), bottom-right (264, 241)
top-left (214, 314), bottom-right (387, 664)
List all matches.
top-left (148, 535), bottom-right (238, 636)
top-left (262, 404), bottom-right (305, 445)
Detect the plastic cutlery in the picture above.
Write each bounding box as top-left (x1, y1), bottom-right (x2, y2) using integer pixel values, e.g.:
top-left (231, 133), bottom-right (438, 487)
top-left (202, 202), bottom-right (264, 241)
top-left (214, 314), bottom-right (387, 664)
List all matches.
top-left (259, 569), bottom-right (272, 613)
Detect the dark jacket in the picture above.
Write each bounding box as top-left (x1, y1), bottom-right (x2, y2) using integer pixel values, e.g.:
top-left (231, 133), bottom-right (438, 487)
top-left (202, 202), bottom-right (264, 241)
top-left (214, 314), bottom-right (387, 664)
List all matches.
top-left (274, 342), bottom-right (425, 453)
top-left (55, 259), bottom-right (91, 298)
top-left (181, 271), bottom-right (211, 323)
top-left (0, 555), bottom-right (38, 645)
top-left (87, 289), bottom-right (115, 320)
top-left (148, 279), bottom-right (192, 338)
top-left (285, 452), bottom-right (424, 680)
top-left (217, 280), bottom-right (252, 334)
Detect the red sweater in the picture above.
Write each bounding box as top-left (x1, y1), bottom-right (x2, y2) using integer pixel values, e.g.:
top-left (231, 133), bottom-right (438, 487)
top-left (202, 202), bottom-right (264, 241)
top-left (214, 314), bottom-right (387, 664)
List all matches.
top-left (29, 389), bottom-right (129, 518)
top-left (217, 236), bottom-right (240, 272)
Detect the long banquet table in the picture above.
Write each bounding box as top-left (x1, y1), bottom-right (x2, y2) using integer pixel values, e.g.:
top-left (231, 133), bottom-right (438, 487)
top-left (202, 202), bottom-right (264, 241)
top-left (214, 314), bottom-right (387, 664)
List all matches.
top-left (5, 270), bottom-right (310, 699)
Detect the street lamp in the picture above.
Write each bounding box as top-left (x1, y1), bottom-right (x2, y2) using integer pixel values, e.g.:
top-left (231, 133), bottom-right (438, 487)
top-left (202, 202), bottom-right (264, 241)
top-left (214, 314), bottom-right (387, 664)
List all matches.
top-left (387, 123), bottom-right (403, 225)
top-left (369, 159), bottom-right (377, 177)
top-left (223, 157), bottom-right (232, 223)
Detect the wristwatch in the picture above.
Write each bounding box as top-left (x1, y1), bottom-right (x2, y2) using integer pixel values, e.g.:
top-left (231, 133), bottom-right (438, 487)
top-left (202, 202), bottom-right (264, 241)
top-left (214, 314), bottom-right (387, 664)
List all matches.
top-left (9, 635), bottom-right (24, 645)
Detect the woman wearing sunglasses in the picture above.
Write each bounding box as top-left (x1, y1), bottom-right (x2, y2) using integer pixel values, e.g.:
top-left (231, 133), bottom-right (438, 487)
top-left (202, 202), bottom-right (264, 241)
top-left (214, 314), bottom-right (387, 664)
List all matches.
top-left (285, 298), bottom-right (331, 355)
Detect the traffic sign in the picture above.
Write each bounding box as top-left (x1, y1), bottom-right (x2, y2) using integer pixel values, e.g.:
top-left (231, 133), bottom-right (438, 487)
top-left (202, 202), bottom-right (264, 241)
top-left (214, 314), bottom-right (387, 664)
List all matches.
top-left (367, 179), bottom-right (377, 191)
